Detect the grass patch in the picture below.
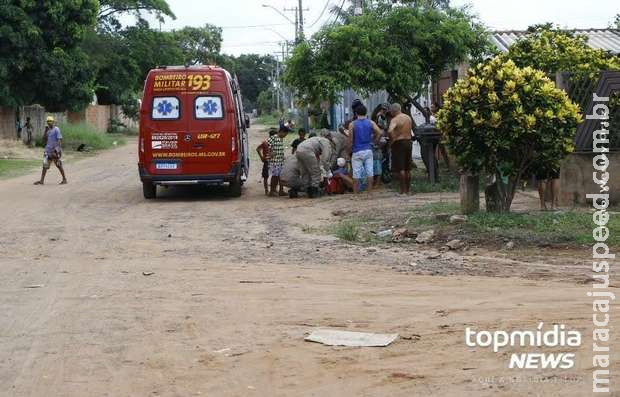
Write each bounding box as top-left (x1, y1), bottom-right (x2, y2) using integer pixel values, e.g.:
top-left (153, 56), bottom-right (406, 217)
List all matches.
top-left (334, 220), bottom-right (363, 242)
top-left (412, 201), bottom-right (461, 215)
top-left (0, 159), bottom-right (40, 179)
top-left (256, 113), bottom-right (281, 126)
top-left (407, 202), bottom-right (620, 246)
top-left (36, 123), bottom-right (125, 151)
top-left (408, 168), bottom-right (461, 193)
top-left (464, 211), bottom-right (617, 246)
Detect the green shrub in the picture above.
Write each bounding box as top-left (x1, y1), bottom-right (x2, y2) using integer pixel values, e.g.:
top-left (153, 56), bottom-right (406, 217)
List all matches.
top-left (36, 122), bottom-right (124, 151)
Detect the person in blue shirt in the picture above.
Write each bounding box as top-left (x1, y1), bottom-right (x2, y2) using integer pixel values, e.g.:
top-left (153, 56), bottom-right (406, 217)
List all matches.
top-left (347, 103), bottom-right (382, 194)
top-left (34, 116), bottom-right (67, 185)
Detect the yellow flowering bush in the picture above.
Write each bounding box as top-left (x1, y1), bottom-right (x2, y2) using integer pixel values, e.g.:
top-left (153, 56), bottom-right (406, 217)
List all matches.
top-left (504, 27), bottom-right (620, 79)
top-left (436, 56), bottom-right (582, 212)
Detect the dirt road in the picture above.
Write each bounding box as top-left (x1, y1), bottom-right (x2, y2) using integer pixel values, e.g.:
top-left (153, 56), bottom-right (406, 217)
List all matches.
top-left (0, 125), bottom-right (613, 396)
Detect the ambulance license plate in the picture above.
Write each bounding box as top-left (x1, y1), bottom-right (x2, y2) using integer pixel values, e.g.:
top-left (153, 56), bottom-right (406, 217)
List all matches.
top-left (156, 163), bottom-right (178, 170)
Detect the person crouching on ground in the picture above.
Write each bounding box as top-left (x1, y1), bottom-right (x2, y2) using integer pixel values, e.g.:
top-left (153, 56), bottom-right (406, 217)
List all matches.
top-left (388, 103), bottom-right (413, 195)
top-left (295, 136), bottom-right (331, 198)
top-left (267, 126), bottom-right (287, 196)
top-left (256, 128), bottom-right (277, 195)
top-left (34, 116), bottom-right (67, 185)
top-left (348, 104), bottom-right (381, 194)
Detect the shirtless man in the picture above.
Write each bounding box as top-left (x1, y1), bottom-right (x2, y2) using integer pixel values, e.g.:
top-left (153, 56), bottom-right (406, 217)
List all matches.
top-left (388, 103), bottom-right (413, 195)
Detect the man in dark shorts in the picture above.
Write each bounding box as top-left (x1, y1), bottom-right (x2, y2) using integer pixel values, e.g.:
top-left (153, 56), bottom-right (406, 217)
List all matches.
top-left (256, 128), bottom-right (277, 195)
top-left (536, 167), bottom-right (561, 210)
top-left (388, 103), bottom-right (413, 195)
top-left (34, 116), bottom-right (67, 185)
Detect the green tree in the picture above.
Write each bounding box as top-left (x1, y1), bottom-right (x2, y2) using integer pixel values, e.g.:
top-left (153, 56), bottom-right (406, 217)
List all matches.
top-left (330, 0), bottom-right (451, 25)
top-left (0, 0), bottom-right (99, 110)
top-left (229, 54), bottom-right (277, 112)
top-left (257, 89), bottom-right (275, 115)
top-left (436, 57), bottom-right (582, 212)
top-left (173, 25), bottom-right (223, 65)
top-left (98, 0), bottom-right (175, 31)
top-left (82, 30), bottom-right (140, 106)
top-left (285, 4), bottom-right (490, 118)
top-left (121, 21), bottom-right (185, 90)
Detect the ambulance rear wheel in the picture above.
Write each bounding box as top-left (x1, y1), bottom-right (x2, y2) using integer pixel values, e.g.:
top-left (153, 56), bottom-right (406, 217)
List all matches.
top-left (229, 174), bottom-right (242, 197)
top-left (143, 182), bottom-right (156, 199)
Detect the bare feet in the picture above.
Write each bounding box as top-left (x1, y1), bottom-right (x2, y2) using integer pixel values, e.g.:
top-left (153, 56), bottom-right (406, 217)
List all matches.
top-left (59, 180), bottom-right (68, 185)
top-left (34, 181), bottom-right (43, 185)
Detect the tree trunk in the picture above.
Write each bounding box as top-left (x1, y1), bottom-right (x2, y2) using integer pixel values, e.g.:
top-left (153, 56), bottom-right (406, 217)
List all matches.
top-left (460, 174), bottom-right (480, 214)
top-left (484, 176), bottom-right (516, 213)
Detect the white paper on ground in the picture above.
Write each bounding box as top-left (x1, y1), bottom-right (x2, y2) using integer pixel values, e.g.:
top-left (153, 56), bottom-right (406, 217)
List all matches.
top-left (305, 329), bottom-right (399, 347)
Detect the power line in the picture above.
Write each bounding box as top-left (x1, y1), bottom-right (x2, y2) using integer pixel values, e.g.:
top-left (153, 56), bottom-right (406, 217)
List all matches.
top-left (220, 23), bottom-right (290, 29)
top-left (328, 0), bottom-right (348, 28)
top-left (222, 40), bottom-right (283, 48)
top-left (308, 0), bottom-right (332, 28)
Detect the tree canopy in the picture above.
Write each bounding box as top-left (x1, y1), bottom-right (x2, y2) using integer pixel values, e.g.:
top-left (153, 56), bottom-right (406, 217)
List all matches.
top-left (0, 0), bottom-right (99, 111)
top-left (173, 25), bottom-right (223, 65)
top-left (98, 0), bottom-right (175, 31)
top-left (503, 26), bottom-right (620, 79)
top-left (226, 54), bottom-right (277, 112)
top-left (284, 3), bottom-right (491, 115)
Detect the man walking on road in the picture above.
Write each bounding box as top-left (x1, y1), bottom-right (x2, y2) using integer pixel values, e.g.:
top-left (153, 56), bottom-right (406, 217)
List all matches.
top-left (34, 116), bottom-right (67, 185)
top-left (349, 104), bottom-right (381, 194)
top-left (388, 103), bottom-right (413, 195)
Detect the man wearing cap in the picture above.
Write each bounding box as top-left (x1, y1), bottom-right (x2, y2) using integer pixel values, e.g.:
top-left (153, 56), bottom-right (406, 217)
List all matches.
top-left (388, 103), bottom-right (413, 195)
top-left (34, 116), bottom-right (67, 185)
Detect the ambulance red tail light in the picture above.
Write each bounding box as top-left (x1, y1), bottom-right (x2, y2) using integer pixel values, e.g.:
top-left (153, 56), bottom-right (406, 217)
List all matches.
top-left (231, 134), bottom-right (238, 162)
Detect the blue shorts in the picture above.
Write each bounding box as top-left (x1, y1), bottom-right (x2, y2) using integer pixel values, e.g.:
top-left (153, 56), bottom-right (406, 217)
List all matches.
top-left (373, 159), bottom-right (382, 176)
top-left (269, 163), bottom-right (283, 177)
top-left (351, 149), bottom-right (373, 180)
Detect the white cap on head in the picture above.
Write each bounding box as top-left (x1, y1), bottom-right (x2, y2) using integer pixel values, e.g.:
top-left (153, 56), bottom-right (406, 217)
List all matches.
top-left (337, 158), bottom-right (346, 167)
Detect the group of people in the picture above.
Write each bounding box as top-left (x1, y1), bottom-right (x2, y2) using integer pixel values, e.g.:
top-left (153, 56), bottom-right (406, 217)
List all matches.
top-left (257, 98), bottom-right (416, 199)
top-left (256, 126), bottom-right (309, 197)
top-left (16, 116), bottom-right (35, 146)
top-left (342, 100), bottom-right (414, 195)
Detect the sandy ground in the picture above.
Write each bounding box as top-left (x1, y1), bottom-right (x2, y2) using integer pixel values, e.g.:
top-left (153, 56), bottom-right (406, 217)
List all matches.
top-left (0, 124), bottom-right (616, 397)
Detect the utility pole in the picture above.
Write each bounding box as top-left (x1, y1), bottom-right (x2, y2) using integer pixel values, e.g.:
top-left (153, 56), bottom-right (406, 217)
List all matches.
top-left (354, 0), bottom-right (364, 15)
top-left (298, 0), bottom-right (304, 38)
top-left (284, 3), bottom-right (308, 42)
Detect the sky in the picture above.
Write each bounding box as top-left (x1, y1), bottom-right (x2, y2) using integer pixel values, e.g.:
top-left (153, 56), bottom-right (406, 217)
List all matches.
top-left (145, 0), bottom-right (619, 56)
